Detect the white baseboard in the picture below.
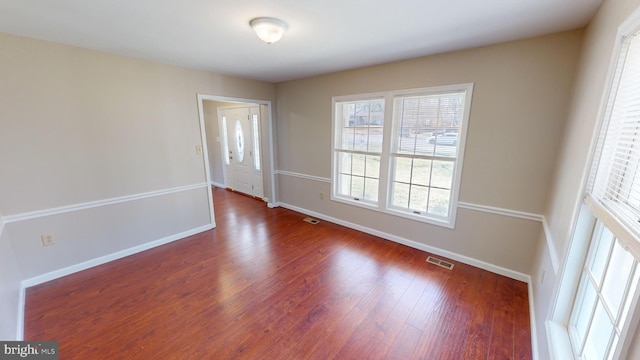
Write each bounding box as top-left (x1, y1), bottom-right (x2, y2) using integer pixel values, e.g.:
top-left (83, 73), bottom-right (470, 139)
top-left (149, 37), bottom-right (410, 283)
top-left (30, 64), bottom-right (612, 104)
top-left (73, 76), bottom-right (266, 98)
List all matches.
top-left (210, 181), bottom-right (226, 189)
top-left (277, 201), bottom-right (530, 283)
top-left (21, 224), bottom-right (213, 288)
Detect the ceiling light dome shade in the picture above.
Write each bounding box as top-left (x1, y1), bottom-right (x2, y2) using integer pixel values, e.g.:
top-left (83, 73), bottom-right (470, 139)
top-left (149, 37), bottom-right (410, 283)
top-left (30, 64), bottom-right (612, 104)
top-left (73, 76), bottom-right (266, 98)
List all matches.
top-left (250, 17), bottom-right (288, 44)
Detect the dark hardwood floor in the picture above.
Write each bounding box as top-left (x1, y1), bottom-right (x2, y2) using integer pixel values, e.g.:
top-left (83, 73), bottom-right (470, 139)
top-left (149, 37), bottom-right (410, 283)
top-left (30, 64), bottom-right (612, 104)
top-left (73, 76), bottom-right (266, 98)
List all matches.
top-left (24, 187), bottom-right (532, 359)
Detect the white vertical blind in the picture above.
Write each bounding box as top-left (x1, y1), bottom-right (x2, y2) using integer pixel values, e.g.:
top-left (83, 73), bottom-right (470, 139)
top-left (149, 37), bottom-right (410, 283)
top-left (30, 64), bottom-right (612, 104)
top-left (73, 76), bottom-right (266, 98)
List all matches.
top-left (589, 33), bottom-right (640, 259)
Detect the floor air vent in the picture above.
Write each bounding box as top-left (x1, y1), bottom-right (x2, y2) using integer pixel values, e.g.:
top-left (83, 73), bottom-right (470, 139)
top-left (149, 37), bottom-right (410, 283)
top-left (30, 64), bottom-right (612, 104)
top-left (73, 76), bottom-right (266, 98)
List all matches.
top-left (303, 217), bottom-right (320, 224)
top-left (426, 256), bottom-right (454, 270)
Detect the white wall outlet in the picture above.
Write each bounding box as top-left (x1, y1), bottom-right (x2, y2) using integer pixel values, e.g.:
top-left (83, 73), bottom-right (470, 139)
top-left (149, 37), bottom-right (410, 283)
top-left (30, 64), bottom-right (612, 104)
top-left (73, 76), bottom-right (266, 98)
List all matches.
top-left (41, 234), bottom-right (55, 246)
top-left (195, 145), bottom-right (203, 155)
top-left (320, 192), bottom-right (324, 200)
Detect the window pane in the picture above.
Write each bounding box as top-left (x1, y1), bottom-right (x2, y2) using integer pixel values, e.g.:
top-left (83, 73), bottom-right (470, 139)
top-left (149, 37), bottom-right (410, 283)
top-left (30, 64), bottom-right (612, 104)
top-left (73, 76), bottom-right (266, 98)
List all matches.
top-left (572, 276), bottom-right (598, 349)
top-left (588, 224), bottom-right (614, 286)
top-left (235, 120), bottom-right (245, 163)
top-left (364, 178), bottom-right (379, 202)
top-left (351, 176), bottom-right (365, 199)
top-left (252, 114), bottom-right (260, 171)
top-left (393, 94), bottom-right (464, 158)
top-left (434, 133), bottom-right (458, 158)
top-left (431, 161), bottom-right (454, 189)
top-left (397, 129), bottom-right (416, 154)
top-left (368, 127), bottom-right (384, 152)
top-left (352, 154), bottom-right (365, 176)
top-left (336, 152), bottom-right (380, 203)
top-left (221, 116), bottom-right (230, 165)
top-left (338, 174), bottom-right (351, 196)
top-left (607, 335), bottom-right (619, 360)
top-left (394, 157), bottom-right (412, 183)
top-left (411, 159), bottom-right (432, 186)
top-left (341, 127), bottom-right (357, 150)
top-left (602, 241), bottom-right (635, 316)
top-left (428, 188), bottom-right (450, 217)
top-left (337, 99), bottom-right (385, 152)
top-left (409, 185), bottom-right (429, 212)
top-left (392, 182), bottom-right (410, 208)
top-left (583, 300), bottom-right (613, 360)
top-left (620, 265), bottom-right (640, 329)
top-left (365, 155), bottom-right (380, 178)
top-left (338, 152), bottom-right (352, 174)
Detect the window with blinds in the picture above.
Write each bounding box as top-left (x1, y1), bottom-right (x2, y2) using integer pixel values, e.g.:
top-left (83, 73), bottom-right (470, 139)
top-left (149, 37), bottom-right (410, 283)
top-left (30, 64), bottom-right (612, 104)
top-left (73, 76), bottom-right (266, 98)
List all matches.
top-left (588, 32), bottom-right (640, 259)
top-left (331, 84), bottom-right (473, 227)
top-left (568, 29), bottom-right (640, 360)
top-left (389, 93), bottom-right (466, 219)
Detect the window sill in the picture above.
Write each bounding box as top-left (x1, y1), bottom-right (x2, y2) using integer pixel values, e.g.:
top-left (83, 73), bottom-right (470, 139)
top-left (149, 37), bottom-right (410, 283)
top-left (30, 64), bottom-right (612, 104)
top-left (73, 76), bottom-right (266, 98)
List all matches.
top-left (545, 320), bottom-right (575, 360)
top-left (330, 196), bottom-right (455, 229)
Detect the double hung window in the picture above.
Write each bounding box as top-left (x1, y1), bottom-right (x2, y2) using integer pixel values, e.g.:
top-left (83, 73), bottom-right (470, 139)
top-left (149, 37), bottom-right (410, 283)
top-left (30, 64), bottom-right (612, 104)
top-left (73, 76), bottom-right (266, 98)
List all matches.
top-left (332, 84), bottom-right (473, 227)
top-left (566, 25), bottom-right (640, 360)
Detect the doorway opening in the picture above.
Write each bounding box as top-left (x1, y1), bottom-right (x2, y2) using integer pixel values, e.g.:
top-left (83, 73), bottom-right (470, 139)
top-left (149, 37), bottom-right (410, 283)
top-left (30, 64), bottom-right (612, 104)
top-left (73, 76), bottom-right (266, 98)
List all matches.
top-left (196, 94), bottom-right (277, 219)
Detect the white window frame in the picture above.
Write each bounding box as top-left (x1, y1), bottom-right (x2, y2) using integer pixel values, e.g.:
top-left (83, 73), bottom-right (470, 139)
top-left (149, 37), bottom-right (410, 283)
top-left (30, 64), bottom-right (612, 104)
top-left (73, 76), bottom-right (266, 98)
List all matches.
top-left (332, 94), bottom-right (386, 207)
top-left (567, 216), bottom-right (640, 359)
top-left (331, 84), bottom-right (473, 228)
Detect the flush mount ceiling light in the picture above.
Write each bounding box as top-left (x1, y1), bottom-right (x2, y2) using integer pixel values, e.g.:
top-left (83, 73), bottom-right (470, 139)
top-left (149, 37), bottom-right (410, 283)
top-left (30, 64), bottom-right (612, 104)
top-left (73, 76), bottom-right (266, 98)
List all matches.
top-left (250, 17), bottom-right (288, 44)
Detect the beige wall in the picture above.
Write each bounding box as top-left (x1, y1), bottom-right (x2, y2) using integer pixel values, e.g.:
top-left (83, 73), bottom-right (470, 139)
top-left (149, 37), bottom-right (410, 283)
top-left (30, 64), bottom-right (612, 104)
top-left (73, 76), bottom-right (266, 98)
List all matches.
top-left (0, 218), bottom-right (22, 340)
top-left (203, 101), bottom-right (237, 186)
top-left (543, 0), bottom-right (638, 264)
top-left (0, 32), bottom-right (275, 215)
top-left (532, 0), bottom-right (640, 357)
top-left (276, 30), bottom-right (582, 214)
top-left (274, 31), bottom-right (582, 274)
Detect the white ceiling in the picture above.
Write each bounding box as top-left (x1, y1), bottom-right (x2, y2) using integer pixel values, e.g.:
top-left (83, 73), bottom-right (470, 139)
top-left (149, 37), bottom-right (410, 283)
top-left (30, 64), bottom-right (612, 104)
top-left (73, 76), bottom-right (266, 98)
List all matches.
top-left (0, 0), bottom-right (602, 83)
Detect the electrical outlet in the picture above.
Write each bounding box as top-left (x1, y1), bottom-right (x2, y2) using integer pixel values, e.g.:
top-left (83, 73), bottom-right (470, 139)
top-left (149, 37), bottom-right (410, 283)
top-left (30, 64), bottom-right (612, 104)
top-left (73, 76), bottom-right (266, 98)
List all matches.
top-left (195, 145), bottom-right (203, 155)
top-left (320, 192), bottom-right (324, 199)
top-left (41, 234), bottom-right (55, 246)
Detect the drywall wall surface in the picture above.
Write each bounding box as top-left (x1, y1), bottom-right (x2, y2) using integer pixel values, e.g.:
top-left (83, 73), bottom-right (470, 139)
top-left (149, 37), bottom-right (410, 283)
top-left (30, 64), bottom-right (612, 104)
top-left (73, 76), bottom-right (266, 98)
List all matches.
top-left (275, 30), bottom-right (582, 215)
top-left (0, 219), bottom-right (22, 340)
top-left (0, 32), bottom-right (275, 215)
top-left (8, 186), bottom-right (211, 281)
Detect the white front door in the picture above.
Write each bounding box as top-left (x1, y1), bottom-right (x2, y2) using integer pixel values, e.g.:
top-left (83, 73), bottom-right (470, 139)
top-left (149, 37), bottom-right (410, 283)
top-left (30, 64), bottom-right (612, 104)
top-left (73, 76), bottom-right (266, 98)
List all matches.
top-left (218, 105), bottom-right (263, 198)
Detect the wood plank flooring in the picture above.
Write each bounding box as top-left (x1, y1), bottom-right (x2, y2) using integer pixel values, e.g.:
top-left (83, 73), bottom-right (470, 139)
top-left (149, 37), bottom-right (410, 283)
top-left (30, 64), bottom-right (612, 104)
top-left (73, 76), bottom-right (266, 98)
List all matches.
top-left (24, 187), bottom-right (532, 359)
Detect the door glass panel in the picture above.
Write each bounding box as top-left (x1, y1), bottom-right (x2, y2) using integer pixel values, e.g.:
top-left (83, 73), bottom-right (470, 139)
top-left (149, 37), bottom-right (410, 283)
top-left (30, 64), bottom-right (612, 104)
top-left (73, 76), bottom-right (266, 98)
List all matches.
top-left (221, 116), bottom-right (230, 165)
top-left (252, 114), bottom-right (260, 171)
top-left (235, 120), bottom-right (245, 163)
